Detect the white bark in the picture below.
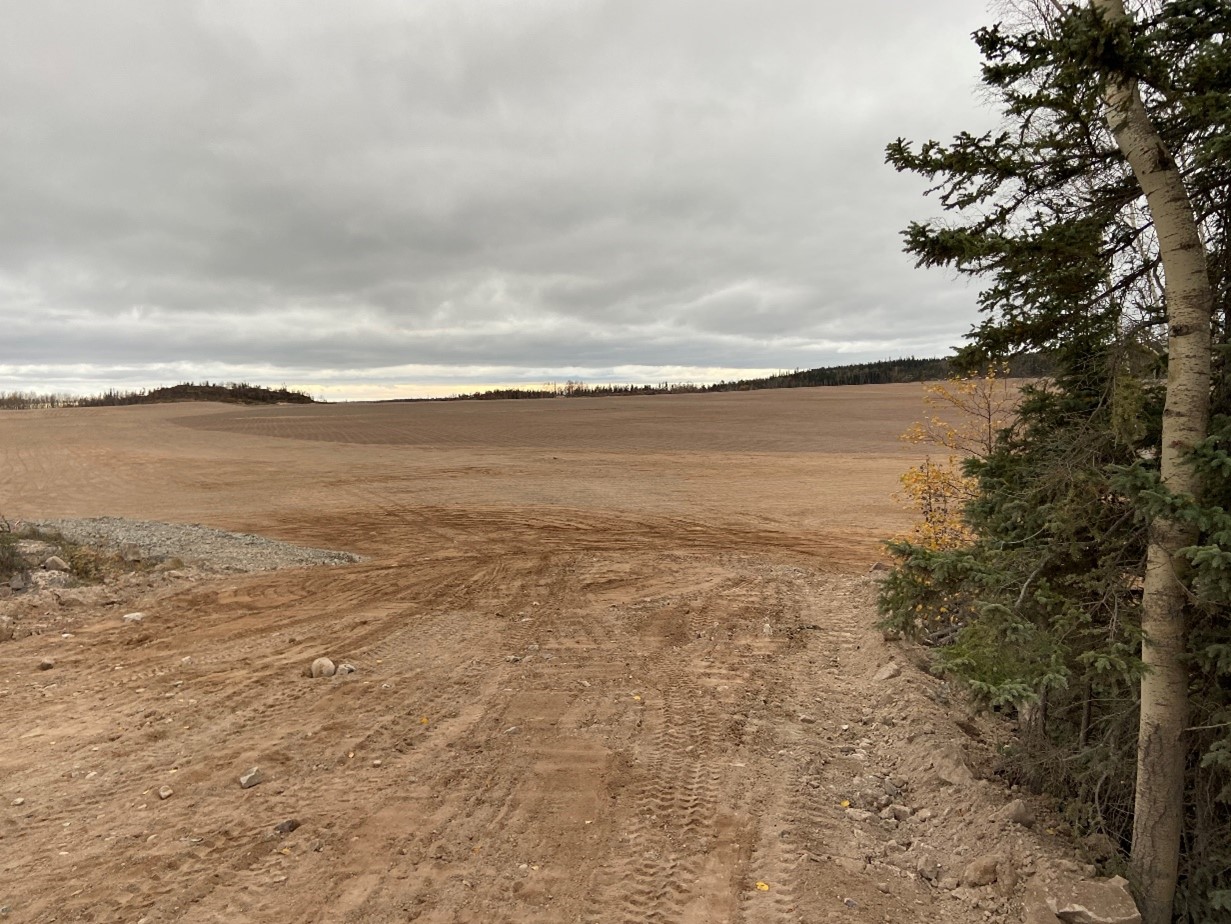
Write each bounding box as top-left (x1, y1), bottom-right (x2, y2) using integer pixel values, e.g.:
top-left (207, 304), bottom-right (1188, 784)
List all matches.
top-left (1090, 2), bottom-right (1214, 923)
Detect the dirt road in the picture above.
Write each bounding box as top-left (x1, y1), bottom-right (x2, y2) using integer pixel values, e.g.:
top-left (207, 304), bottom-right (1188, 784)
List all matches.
top-left (0, 388), bottom-right (1071, 923)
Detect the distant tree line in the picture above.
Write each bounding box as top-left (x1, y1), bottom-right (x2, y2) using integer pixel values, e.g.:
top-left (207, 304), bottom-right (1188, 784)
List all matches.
top-left (0, 382), bottom-right (314, 410)
top-left (444, 379), bottom-right (710, 401)
top-left (703, 354), bottom-right (1051, 391)
top-left (437, 354), bottom-right (1053, 402)
top-left (0, 391), bottom-right (78, 410)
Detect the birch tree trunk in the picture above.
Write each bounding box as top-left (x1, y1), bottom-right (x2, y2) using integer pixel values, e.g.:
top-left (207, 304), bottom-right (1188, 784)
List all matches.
top-left (1089, 2), bottom-right (1214, 921)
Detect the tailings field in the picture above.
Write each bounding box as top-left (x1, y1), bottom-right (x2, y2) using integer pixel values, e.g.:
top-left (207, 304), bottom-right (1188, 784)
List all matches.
top-left (0, 387), bottom-right (1074, 924)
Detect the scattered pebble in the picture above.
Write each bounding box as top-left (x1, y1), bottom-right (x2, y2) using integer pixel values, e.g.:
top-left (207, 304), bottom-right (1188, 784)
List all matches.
top-left (310, 657), bottom-right (336, 679)
top-left (158, 786), bottom-right (173, 800)
top-left (239, 767), bottom-right (265, 789)
top-left (273, 819), bottom-right (301, 836)
top-left (37, 658), bottom-right (55, 671)
top-left (11, 798), bottom-right (25, 806)
top-left (122, 613), bottom-right (145, 624)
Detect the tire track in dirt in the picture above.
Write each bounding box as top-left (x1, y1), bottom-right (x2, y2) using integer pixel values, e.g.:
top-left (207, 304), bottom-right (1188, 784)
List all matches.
top-left (570, 563), bottom-right (798, 924)
top-left (1, 539), bottom-right (995, 924)
top-left (1, 517), bottom-right (872, 924)
top-left (722, 572), bottom-right (952, 923)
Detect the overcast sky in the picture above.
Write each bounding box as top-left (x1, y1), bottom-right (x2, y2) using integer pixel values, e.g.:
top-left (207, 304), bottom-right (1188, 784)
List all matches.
top-left (1, 0), bottom-right (997, 400)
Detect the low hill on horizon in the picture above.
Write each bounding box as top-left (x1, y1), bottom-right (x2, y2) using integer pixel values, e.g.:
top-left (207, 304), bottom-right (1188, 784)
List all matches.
top-left (1, 382), bottom-right (314, 410)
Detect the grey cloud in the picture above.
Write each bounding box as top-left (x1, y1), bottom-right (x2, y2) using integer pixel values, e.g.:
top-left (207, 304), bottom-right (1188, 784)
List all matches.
top-left (1, 0), bottom-right (997, 398)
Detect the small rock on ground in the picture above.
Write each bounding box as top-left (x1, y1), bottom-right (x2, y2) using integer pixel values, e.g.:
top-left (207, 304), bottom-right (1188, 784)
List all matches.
top-left (962, 853), bottom-right (1002, 887)
top-left (310, 657), bottom-right (336, 678)
top-left (931, 743), bottom-right (975, 786)
top-left (239, 767), bottom-right (265, 789)
top-left (1024, 874), bottom-right (1141, 924)
top-left (873, 661), bottom-right (902, 682)
top-left (995, 798), bottom-right (1036, 828)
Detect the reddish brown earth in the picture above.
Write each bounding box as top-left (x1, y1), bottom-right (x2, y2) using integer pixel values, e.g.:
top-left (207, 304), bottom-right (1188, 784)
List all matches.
top-left (0, 387), bottom-right (1096, 923)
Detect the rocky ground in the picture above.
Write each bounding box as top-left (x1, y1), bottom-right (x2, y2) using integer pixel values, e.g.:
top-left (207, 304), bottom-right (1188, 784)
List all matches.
top-left (1, 517), bottom-right (358, 644)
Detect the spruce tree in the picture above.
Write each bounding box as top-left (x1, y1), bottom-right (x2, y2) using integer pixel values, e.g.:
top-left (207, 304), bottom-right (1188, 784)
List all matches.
top-left (884, 2), bottom-right (1229, 919)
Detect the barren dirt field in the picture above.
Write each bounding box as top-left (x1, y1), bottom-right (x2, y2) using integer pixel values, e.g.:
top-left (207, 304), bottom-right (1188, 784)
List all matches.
top-left (0, 387), bottom-right (1092, 923)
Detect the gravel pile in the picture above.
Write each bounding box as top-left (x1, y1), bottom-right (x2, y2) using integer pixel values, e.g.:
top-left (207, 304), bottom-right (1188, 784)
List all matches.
top-left (30, 516), bottom-right (360, 573)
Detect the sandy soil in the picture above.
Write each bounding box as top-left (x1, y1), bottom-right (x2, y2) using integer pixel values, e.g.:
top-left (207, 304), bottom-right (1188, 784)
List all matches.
top-left (0, 387), bottom-right (1089, 923)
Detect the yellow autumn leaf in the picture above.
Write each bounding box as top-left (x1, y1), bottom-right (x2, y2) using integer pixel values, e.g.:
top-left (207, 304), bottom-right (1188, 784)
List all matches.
top-left (755, 881), bottom-right (770, 892)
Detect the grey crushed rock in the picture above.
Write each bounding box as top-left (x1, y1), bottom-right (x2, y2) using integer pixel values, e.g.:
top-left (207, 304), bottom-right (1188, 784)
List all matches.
top-left (31, 517), bottom-right (360, 573)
